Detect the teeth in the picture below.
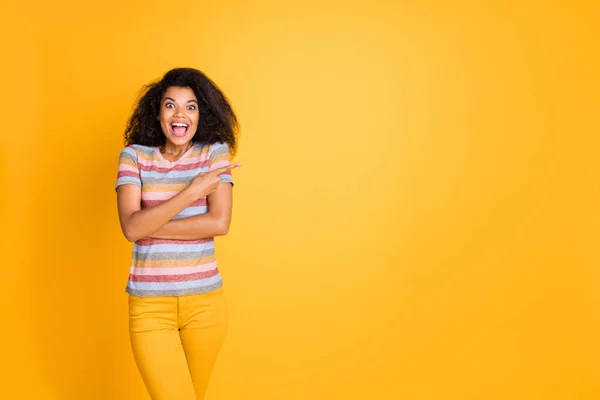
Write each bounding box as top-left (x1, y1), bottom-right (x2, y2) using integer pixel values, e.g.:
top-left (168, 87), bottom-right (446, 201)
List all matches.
top-left (172, 123), bottom-right (188, 127)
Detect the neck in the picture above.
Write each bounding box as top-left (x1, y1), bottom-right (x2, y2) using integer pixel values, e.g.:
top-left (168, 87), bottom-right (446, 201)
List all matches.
top-left (162, 141), bottom-right (193, 156)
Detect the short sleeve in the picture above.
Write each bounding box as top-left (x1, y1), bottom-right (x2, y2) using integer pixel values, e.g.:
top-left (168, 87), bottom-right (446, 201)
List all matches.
top-left (115, 146), bottom-right (142, 190)
top-left (208, 142), bottom-right (234, 186)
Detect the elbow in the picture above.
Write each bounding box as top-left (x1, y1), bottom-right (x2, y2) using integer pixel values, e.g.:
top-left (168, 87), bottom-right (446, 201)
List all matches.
top-left (208, 212), bottom-right (231, 236)
top-left (216, 220), bottom-right (230, 236)
top-left (123, 226), bottom-right (141, 243)
top-left (124, 234), bottom-right (139, 243)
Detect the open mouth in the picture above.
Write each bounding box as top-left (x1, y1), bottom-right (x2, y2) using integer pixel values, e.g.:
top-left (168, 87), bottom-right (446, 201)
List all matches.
top-left (170, 122), bottom-right (189, 137)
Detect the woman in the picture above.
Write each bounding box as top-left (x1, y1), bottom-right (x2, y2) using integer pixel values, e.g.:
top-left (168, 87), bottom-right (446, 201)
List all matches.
top-left (115, 67), bottom-right (241, 399)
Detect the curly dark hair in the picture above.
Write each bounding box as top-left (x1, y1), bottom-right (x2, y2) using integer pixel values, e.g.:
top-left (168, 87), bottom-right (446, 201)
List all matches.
top-left (124, 67), bottom-right (238, 155)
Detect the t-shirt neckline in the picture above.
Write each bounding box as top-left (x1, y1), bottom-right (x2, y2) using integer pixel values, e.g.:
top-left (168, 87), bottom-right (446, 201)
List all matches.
top-left (154, 142), bottom-right (196, 165)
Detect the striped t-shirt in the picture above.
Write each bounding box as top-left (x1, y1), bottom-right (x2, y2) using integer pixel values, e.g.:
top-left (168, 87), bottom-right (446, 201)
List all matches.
top-left (115, 141), bottom-right (234, 297)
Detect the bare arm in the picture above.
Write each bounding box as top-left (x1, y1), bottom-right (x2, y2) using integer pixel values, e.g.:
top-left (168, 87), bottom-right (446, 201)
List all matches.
top-left (148, 182), bottom-right (234, 240)
top-left (116, 163), bottom-right (240, 242)
top-left (116, 184), bottom-right (198, 242)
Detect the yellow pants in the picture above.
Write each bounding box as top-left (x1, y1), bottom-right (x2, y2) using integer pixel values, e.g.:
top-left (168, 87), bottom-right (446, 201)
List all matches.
top-left (128, 288), bottom-right (228, 400)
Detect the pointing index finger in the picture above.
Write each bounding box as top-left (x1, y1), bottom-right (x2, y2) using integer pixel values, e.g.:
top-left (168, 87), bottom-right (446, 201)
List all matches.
top-left (217, 162), bottom-right (242, 172)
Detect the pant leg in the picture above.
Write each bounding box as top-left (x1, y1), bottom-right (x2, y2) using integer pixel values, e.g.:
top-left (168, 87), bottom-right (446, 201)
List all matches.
top-left (129, 295), bottom-right (196, 400)
top-left (179, 288), bottom-right (229, 400)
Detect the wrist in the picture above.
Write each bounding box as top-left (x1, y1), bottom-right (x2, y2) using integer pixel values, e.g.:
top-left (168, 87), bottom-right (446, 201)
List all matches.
top-left (183, 186), bottom-right (204, 203)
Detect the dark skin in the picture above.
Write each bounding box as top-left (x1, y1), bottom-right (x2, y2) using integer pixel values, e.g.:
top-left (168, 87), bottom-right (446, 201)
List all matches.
top-left (117, 163), bottom-right (241, 242)
top-left (117, 86), bottom-right (242, 242)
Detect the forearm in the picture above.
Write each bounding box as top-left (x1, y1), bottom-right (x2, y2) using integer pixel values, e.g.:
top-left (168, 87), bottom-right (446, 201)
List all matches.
top-left (148, 212), bottom-right (228, 240)
top-left (122, 188), bottom-right (198, 242)
top-left (147, 181), bottom-right (234, 241)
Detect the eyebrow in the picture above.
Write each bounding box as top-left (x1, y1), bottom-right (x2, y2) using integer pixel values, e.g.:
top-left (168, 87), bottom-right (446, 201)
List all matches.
top-left (162, 97), bottom-right (198, 104)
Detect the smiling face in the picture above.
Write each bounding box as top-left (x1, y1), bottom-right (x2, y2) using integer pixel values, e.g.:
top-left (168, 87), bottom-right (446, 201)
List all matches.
top-left (158, 86), bottom-right (200, 148)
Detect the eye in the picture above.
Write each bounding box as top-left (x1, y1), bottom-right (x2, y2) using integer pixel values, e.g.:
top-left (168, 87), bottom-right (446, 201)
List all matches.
top-left (165, 103), bottom-right (174, 108)
top-left (187, 105), bottom-right (196, 110)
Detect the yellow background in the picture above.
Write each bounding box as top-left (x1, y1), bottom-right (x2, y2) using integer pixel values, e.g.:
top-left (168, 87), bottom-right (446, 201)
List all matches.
top-left (1, 0), bottom-right (599, 399)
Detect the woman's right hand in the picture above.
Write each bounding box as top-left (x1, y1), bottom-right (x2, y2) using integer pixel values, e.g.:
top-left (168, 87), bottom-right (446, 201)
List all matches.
top-left (187, 162), bottom-right (242, 198)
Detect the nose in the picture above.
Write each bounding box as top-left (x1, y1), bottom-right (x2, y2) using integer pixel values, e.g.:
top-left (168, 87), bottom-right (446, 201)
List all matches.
top-left (174, 106), bottom-right (186, 117)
